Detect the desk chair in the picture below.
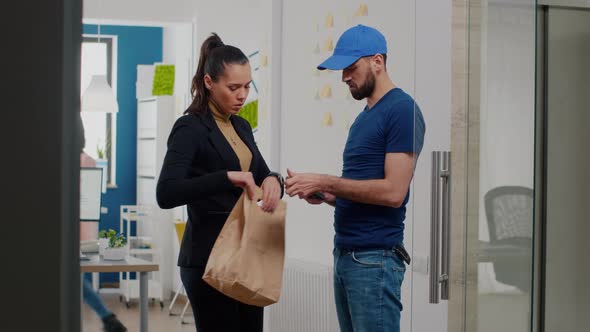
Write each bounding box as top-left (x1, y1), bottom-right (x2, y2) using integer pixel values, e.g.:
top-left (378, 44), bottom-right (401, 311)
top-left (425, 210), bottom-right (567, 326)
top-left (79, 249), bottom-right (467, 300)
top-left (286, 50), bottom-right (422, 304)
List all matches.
top-left (484, 186), bottom-right (533, 292)
top-left (169, 220), bottom-right (192, 324)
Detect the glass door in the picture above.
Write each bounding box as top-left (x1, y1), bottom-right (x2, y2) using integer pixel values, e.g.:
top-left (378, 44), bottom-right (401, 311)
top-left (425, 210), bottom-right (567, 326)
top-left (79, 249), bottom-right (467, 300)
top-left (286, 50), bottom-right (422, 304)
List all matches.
top-left (408, 1), bottom-right (539, 332)
top-left (462, 1), bottom-right (538, 331)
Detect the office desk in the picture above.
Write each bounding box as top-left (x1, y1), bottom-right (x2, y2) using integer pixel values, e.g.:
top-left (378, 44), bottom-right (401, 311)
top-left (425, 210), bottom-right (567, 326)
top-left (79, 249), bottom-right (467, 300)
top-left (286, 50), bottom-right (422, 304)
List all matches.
top-left (81, 255), bottom-right (158, 332)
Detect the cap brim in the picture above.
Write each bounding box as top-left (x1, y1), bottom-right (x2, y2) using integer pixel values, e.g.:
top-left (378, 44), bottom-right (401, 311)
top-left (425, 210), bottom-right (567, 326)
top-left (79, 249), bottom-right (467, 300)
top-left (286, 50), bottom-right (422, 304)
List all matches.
top-left (317, 55), bottom-right (361, 70)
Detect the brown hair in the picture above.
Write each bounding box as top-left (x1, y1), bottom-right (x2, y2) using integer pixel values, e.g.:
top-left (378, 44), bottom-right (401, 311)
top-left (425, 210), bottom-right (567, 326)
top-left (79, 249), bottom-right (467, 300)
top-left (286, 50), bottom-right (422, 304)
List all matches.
top-left (186, 33), bottom-right (249, 114)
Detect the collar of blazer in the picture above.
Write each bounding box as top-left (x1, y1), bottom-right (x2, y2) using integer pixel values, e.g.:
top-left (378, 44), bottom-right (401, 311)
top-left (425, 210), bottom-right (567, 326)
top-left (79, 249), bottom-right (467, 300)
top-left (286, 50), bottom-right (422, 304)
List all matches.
top-left (195, 106), bottom-right (257, 173)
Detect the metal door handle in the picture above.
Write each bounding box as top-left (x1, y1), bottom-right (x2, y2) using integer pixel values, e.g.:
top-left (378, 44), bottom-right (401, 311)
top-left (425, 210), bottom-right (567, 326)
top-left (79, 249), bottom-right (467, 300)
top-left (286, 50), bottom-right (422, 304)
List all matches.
top-left (429, 151), bottom-right (451, 303)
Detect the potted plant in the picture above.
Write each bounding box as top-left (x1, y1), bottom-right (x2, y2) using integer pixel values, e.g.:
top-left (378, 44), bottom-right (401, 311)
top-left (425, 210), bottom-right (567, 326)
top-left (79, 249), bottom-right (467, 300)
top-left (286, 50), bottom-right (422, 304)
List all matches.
top-left (98, 228), bottom-right (116, 256)
top-left (103, 232), bottom-right (128, 261)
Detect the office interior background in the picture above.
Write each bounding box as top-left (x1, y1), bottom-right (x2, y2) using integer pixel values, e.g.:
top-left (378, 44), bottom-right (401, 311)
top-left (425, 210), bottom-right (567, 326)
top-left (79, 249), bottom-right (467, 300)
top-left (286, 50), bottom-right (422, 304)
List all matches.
top-left (3, 0), bottom-right (588, 331)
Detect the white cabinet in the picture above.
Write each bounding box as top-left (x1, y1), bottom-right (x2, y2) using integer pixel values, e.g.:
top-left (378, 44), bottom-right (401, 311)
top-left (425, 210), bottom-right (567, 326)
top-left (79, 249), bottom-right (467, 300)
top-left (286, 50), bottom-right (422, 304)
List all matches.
top-left (119, 96), bottom-right (175, 305)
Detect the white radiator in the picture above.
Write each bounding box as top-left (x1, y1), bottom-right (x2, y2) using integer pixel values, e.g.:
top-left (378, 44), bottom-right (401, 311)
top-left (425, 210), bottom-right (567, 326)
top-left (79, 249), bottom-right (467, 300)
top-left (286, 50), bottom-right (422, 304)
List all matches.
top-left (267, 259), bottom-right (340, 332)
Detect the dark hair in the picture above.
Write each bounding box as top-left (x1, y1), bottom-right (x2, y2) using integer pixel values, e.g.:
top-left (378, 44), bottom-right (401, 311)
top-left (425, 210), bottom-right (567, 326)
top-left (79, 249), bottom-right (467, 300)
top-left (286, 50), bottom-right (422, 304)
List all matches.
top-left (186, 33), bottom-right (249, 114)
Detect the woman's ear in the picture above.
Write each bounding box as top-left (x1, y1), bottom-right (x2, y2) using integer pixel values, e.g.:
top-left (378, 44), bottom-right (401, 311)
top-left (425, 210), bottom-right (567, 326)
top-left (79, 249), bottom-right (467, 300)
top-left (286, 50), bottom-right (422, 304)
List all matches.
top-left (204, 74), bottom-right (213, 90)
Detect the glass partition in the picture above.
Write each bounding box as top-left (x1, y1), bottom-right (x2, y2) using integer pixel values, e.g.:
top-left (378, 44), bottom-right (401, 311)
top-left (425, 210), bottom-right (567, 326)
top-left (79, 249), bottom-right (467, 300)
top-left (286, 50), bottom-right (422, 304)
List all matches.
top-left (465, 1), bottom-right (537, 331)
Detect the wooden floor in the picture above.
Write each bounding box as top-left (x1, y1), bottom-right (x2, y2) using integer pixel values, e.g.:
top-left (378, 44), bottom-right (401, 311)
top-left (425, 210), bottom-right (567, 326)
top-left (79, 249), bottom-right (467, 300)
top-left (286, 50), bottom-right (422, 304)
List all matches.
top-left (82, 293), bottom-right (196, 332)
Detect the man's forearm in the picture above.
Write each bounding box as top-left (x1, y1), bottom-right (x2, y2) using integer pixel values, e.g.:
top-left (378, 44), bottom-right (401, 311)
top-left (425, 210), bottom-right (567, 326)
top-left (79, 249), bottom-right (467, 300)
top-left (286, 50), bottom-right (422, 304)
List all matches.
top-left (321, 175), bottom-right (406, 208)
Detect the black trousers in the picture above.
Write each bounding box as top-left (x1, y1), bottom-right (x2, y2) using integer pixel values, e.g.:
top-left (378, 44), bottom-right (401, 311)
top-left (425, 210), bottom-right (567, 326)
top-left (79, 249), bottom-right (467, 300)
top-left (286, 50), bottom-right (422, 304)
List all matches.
top-left (180, 266), bottom-right (263, 332)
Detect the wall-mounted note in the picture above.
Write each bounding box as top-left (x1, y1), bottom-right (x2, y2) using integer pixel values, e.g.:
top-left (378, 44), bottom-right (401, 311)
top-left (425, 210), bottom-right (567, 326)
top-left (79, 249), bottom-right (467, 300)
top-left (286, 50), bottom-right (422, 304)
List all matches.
top-left (354, 4), bottom-right (369, 17)
top-left (152, 64), bottom-right (175, 95)
top-left (323, 38), bottom-right (334, 52)
top-left (322, 112), bottom-right (333, 127)
top-left (325, 13), bottom-right (334, 28)
top-left (260, 54), bottom-right (268, 67)
top-left (320, 84), bottom-right (332, 98)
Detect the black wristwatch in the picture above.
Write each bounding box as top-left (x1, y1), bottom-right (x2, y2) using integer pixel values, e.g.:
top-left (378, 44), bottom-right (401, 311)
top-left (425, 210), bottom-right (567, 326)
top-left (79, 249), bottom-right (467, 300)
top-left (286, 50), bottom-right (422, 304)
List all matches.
top-left (267, 171), bottom-right (285, 198)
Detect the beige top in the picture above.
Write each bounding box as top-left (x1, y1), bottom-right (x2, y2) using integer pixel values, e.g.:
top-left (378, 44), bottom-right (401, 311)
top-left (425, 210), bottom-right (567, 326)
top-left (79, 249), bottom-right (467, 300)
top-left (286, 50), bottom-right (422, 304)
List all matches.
top-left (209, 101), bottom-right (252, 171)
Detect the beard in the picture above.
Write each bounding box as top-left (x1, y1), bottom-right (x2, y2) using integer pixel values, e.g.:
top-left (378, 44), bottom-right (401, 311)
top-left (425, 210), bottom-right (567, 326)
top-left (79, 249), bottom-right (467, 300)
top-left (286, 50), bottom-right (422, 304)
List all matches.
top-left (349, 71), bottom-right (376, 100)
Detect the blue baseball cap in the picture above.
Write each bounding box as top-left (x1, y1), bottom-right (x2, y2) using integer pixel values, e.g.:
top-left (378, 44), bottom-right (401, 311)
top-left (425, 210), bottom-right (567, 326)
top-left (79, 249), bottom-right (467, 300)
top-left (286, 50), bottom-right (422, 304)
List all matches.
top-left (317, 24), bottom-right (387, 71)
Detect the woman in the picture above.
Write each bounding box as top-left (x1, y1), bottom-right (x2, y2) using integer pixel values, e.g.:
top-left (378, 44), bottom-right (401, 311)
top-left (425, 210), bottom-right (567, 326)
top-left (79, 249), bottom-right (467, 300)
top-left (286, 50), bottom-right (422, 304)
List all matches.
top-left (156, 33), bottom-right (284, 332)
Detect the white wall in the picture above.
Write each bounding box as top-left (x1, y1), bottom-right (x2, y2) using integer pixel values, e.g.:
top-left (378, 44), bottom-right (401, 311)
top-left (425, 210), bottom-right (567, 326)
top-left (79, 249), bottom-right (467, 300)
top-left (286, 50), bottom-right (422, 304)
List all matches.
top-left (193, 0), bottom-right (274, 160)
top-left (83, 0), bottom-right (196, 24)
top-left (163, 23), bottom-right (195, 117)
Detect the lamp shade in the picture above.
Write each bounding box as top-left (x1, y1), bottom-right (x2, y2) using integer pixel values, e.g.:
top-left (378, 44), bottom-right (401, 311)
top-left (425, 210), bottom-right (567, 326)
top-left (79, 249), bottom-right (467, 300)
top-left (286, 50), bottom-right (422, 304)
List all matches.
top-left (81, 75), bottom-right (119, 113)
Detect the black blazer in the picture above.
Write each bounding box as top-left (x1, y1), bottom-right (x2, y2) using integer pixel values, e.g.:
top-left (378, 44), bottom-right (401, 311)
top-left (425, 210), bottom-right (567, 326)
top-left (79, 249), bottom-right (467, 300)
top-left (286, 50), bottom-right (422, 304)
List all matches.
top-left (156, 107), bottom-right (271, 267)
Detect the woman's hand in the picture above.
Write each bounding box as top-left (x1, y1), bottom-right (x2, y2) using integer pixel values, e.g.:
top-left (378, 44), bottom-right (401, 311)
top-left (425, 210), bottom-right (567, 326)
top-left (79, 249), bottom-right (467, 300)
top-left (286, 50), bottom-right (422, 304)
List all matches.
top-left (227, 171), bottom-right (256, 200)
top-left (260, 176), bottom-right (282, 213)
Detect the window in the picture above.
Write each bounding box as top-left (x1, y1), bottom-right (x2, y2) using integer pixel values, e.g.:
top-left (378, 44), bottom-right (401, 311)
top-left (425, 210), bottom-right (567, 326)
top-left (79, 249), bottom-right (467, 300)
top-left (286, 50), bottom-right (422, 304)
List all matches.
top-left (81, 36), bottom-right (117, 186)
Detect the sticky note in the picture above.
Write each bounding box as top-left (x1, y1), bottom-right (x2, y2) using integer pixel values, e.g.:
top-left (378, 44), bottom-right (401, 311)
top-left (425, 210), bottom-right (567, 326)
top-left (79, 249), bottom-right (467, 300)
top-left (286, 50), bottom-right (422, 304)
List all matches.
top-left (355, 4), bottom-right (369, 17)
top-left (322, 112), bottom-right (333, 127)
top-left (320, 84), bottom-right (332, 98)
top-left (152, 64), bottom-right (175, 95)
top-left (324, 38), bottom-right (334, 52)
top-left (325, 13), bottom-right (334, 28)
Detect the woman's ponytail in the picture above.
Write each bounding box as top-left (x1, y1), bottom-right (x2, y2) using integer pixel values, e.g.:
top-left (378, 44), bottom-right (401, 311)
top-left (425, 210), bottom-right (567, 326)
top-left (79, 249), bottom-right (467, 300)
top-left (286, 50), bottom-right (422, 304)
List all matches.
top-left (188, 33), bottom-right (224, 113)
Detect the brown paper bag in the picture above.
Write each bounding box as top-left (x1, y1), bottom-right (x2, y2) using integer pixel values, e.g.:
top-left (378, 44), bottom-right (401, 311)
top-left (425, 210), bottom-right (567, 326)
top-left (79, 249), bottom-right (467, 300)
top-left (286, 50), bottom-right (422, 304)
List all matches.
top-left (202, 188), bottom-right (287, 307)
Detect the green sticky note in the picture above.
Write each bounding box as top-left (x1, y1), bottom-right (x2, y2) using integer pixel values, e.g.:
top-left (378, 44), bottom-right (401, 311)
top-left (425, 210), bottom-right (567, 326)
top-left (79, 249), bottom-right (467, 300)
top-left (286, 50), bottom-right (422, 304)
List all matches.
top-left (238, 100), bottom-right (258, 130)
top-left (152, 65), bottom-right (175, 95)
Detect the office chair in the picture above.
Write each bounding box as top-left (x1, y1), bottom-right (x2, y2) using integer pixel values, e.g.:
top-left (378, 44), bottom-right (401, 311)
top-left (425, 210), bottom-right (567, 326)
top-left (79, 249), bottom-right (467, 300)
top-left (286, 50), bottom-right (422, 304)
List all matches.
top-left (169, 220), bottom-right (192, 324)
top-left (484, 186), bottom-right (534, 292)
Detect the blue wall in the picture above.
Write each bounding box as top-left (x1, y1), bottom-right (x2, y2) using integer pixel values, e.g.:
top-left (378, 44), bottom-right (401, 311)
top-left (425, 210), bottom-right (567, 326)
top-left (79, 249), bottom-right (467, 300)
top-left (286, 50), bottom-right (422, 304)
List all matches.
top-left (83, 24), bottom-right (162, 284)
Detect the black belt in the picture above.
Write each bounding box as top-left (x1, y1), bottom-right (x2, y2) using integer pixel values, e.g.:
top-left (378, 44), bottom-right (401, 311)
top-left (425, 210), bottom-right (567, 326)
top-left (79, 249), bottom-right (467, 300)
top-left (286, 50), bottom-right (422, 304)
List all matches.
top-left (337, 244), bottom-right (411, 265)
top-left (393, 244), bottom-right (411, 265)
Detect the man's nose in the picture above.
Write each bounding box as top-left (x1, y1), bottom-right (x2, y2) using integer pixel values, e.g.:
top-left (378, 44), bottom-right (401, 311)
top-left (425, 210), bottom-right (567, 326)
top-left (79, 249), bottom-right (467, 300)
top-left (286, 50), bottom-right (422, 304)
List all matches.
top-left (342, 71), bottom-right (351, 83)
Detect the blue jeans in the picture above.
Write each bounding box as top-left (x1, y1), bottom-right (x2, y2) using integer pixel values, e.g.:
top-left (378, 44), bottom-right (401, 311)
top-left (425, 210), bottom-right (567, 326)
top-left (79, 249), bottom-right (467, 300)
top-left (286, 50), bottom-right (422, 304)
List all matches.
top-left (82, 274), bottom-right (111, 319)
top-left (333, 248), bottom-right (406, 332)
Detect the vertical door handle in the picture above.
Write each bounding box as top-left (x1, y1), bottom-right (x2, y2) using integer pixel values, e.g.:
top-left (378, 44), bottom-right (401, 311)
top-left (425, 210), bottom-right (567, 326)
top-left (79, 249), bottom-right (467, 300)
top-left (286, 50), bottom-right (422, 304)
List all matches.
top-left (429, 151), bottom-right (451, 304)
top-left (440, 151), bottom-right (451, 300)
top-left (430, 151), bottom-right (441, 304)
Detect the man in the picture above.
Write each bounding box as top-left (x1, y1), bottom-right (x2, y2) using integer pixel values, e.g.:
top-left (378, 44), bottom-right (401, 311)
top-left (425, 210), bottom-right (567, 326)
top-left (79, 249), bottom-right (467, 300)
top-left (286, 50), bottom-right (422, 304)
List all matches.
top-left (285, 24), bottom-right (425, 332)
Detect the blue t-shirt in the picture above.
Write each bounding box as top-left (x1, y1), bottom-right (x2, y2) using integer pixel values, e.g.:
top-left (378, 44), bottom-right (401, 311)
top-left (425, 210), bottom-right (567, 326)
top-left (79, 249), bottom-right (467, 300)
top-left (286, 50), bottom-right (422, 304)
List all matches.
top-left (334, 88), bottom-right (426, 249)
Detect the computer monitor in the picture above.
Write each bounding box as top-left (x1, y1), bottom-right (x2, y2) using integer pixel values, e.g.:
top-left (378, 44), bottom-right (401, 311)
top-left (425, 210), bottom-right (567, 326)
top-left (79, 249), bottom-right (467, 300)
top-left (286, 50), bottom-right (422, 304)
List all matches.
top-left (80, 167), bottom-right (103, 221)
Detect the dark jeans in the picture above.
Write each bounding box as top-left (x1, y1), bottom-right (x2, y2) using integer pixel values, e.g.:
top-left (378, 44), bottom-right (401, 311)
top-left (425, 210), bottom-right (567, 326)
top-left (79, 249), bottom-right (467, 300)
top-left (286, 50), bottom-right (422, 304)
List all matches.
top-left (180, 266), bottom-right (263, 332)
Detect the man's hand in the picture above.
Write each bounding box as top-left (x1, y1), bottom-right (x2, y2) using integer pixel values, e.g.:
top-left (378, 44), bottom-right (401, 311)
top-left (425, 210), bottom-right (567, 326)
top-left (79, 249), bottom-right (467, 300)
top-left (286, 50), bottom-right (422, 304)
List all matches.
top-left (285, 169), bottom-right (324, 198)
top-left (285, 169), bottom-right (336, 206)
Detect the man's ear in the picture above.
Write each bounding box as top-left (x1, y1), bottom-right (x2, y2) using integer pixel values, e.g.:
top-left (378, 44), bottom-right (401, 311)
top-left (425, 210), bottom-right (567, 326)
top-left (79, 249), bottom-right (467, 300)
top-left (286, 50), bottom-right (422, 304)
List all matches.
top-left (372, 54), bottom-right (385, 71)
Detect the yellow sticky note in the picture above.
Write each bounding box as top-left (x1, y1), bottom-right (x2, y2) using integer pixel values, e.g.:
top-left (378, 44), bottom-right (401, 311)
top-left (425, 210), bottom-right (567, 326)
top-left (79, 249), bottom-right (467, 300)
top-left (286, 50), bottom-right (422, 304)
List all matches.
top-left (324, 38), bottom-right (334, 52)
top-left (320, 84), bottom-right (332, 98)
top-left (355, 4), bottom-right (369, 17)
top-left (322, 112), bottom-right (333, 127)
top-left (325, 13), bottom-right (334, 28)
top-left (260, 54), bottom-right (268, 67)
